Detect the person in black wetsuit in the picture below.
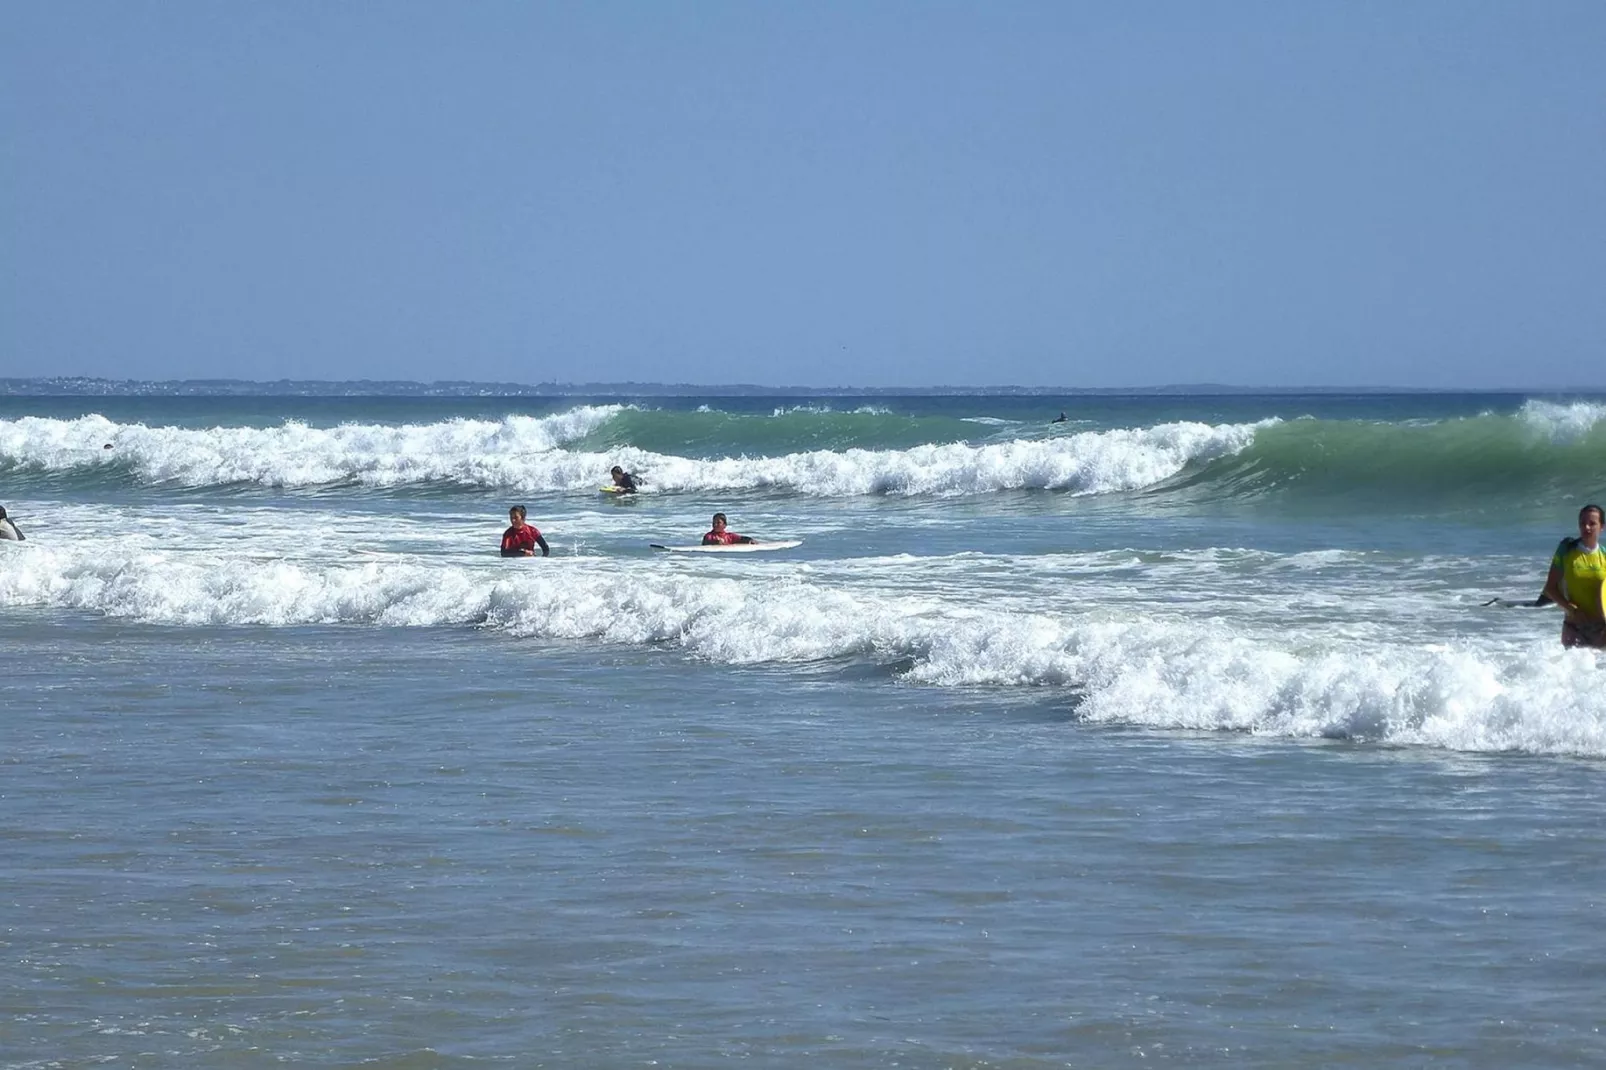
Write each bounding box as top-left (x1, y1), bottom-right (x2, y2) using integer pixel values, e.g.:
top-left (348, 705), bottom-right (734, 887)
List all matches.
top-left (0, 506), bottom-right (24, 542)
top-left (610, 466), bottom-right (639, 493)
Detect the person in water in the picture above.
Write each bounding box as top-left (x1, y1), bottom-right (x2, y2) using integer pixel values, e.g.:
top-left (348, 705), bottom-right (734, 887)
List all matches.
top-left (610, 466), bottom-right (639, 493)
top-left (701, 512), bottom-right (754, 546)
top-left (0, 506), bottom-right (24, 541)
top-left (500, 505), bottom-right (550, 557)
top-left (1541, 503), bottom-right (1605, 648)
top-left (1051, 412), bottom-right (1067, 423)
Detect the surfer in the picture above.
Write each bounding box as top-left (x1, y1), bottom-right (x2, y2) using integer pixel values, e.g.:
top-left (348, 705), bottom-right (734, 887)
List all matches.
top-left (1540, 503), bottom-right (1605, 648)
top-left (701, 512), bottom-right (754, 546)
top-left (0, 506), bottom-right (24, 541)
top-left (500, 505), bottom-right (550, 558)
top-left (609, 466), bottom-right (639, 493)
top-left (1051, 412), bottom-right (1067, 424)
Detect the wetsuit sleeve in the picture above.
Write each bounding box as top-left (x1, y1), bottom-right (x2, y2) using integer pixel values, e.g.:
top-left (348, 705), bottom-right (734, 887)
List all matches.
top-left (535, 532), bottom-right (550, 557)
top-left (500, 527), bottom-right (522, 557)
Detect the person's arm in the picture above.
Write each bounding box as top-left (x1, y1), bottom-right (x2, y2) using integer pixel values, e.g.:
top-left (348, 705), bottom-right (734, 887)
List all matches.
top-left (1541, 562), bottom-right (1573, 616)
top-left (736, 535), bottom-right (755, 544)
top-left (535, 532), bottom-right (550, 557)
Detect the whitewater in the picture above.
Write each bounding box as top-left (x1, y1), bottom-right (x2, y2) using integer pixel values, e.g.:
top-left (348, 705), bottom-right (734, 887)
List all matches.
top-left (5, 387), bottom-right (1606, 1068)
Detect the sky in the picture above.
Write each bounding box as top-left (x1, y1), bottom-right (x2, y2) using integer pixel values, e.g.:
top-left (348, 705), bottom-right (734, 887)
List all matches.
top-left (2, 2), bottom-right (1603, 390)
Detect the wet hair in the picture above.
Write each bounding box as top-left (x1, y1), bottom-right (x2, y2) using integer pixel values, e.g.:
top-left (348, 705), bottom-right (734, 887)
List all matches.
top-left (509, 505), bottom-right (526, 520)
top-left (1582, 504), bottom-right (1604, 525)
top-left (0, 506), bottom-right (7, 519)
top-left (711, 512), bottom-right (727, 525)
top-left (611, 466), bottom-right (624, 476)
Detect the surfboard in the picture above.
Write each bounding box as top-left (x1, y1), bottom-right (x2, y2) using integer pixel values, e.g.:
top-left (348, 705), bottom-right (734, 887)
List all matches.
top-left (649, 540), bottom-right (802, 553)
top-left (599, 485), bottom-right (633, 495)
top-left (1481, 595), bottom-right (1552, 608)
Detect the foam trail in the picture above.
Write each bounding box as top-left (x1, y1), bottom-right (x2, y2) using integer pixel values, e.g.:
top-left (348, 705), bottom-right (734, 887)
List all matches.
top-left (2, 545), bottom-right (1600, 757)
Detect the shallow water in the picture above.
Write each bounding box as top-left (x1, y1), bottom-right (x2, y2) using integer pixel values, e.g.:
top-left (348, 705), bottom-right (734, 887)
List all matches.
top-left (3, 390), bottom-right (1605, 1065)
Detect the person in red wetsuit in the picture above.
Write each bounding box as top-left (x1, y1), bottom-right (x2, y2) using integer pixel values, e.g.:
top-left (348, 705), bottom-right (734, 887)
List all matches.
top-left (701, 512), bottom-right (755, 546)
top-left (500, 505), bottom-right (550, 557)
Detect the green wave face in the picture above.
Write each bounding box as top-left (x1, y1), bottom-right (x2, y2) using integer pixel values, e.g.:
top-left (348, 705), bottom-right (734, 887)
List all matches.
top-left (1175, 410), bottom-right (1606, 516)
top-left (569, 405), bottom-right (1005, 457)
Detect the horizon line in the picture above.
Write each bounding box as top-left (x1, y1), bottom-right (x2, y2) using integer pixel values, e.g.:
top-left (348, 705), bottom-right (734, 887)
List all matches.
top-left (3, 376), bottom-right (1605, 397)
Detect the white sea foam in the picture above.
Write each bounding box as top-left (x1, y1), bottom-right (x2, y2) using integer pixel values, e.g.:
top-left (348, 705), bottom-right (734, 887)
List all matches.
top-left (0, 408), bottom-right (623, 488)
top-left (2, 544), bottom-right (1599, 757)
top-left (0, 414), bottom-right (1271, 496)
top-left (1517, 400), bottom-right (1606, 442)
top-left (631, 420), bottom-right (1270, 497)
top-left (766, 404), bottom-right (889, 416)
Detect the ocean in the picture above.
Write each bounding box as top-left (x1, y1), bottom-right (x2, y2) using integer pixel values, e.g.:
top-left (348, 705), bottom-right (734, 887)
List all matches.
top-left (3, 390), bottom-right (1605, 1067)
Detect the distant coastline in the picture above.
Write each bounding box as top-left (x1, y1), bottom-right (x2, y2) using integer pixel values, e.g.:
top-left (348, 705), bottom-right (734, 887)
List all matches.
top-left (3, 377), bottom-right (1602, 398)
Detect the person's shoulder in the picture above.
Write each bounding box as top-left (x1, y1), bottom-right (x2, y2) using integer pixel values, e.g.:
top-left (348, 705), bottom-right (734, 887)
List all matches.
top-left (1553, 536), bottom-right (1591, 563)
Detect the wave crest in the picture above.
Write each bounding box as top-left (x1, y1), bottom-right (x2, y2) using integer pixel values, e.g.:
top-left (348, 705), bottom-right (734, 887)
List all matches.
top-left (3, 546), bottom-right (1600, 756)
top-left (0, 413), bottom-right (1265, 497)
top-left (1518, 399), bottom-right (1606, 442)
top-left (0, 407), bottom-right (624, 488)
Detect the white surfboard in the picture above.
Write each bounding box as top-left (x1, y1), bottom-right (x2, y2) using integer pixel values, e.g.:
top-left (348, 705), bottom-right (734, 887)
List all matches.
top-left (649, 540), bottom-right (803, 553)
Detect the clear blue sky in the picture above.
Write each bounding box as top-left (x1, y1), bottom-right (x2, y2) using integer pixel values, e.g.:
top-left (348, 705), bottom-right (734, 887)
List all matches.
top-left (3, 2), bottom-right (1602, 388)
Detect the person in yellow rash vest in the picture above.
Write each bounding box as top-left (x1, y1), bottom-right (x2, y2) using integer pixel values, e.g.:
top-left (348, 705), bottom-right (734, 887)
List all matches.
top-left (1541, 503), bottom-right (1606, 648)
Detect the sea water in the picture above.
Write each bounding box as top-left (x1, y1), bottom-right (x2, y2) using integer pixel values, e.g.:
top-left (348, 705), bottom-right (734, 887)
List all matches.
top-left (2, 390), bottom-right (1604, 1067)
